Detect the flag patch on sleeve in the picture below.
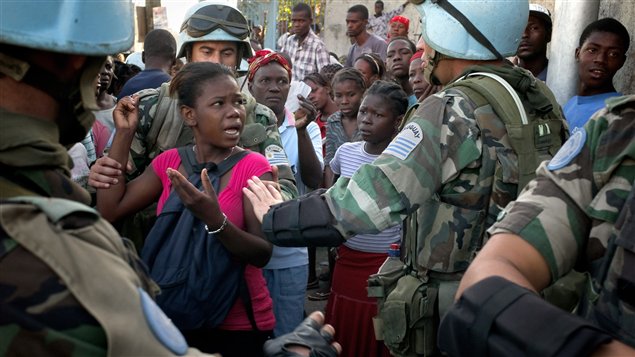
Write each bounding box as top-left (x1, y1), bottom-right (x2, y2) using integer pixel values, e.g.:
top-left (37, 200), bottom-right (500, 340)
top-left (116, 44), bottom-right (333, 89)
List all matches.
top-left (264, 144), bottom-right (289, 166)
top-left (383, 122), bottom-right (423, 160)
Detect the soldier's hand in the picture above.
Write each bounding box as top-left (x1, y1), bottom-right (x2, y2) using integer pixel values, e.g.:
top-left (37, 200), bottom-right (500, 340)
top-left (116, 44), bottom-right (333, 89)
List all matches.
top-left (113, 94), bottom-right (139, 132)
top-left (294, 95), bottom-right (317, 130)
top-left (89, 156), bottom-right (123, 189)
top-left (167, 168), bottom-right (225, 229)
top-left (264, 311), bottom-right (341, 357)
top-left (242, 174), bottom-right (283, 224)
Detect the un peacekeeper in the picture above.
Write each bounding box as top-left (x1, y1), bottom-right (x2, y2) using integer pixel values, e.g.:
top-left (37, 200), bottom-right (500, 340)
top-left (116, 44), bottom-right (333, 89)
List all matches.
top-left (114, 0), bottom-right (298, 201)
top-left (0, 1), bottom-right (337, 356)
top-left (438, 95), bottom-right (635, 356)
top-left (245, 0), bottom-right (567, 356)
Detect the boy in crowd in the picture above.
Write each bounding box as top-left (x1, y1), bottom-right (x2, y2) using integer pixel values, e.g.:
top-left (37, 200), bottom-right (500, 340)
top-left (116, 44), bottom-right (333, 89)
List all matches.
top-left (564, 18), bottom-right (630, 131)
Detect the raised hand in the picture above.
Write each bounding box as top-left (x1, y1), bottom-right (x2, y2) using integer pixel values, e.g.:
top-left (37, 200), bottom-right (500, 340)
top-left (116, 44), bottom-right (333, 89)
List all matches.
top-left (294, 95), bottom-right (318, 131)
top-left (167, 168), bottom-right (225, 229)
top-left (113, 95), bottom-right (139, 132)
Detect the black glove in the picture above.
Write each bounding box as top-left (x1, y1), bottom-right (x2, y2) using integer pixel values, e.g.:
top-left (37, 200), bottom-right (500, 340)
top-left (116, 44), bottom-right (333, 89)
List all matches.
top-left (263, 315), bottom-right (338, 357)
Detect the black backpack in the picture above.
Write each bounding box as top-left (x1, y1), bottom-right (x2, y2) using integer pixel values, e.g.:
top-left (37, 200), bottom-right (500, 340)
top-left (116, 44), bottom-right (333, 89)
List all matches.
top-left (141, 146), bottom-right (255, 330)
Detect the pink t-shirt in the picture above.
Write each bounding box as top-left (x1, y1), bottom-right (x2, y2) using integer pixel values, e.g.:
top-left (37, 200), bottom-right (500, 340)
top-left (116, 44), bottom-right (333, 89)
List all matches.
top-left (91, 120), bottom-right (111, 158)
top-left (151, 148), bottom-right (275, 331)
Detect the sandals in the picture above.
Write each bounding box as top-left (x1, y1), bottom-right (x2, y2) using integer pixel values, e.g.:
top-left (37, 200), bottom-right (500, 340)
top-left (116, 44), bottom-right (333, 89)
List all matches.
top-left (307, 289), bottom-right (331, 301)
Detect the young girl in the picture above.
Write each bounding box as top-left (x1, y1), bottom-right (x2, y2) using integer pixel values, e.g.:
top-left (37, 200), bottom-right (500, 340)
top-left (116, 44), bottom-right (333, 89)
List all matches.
top-left (325, 81), bottom-right (408, 357)
top-left (303, 71), bottom-right (339, 290)
top-left (354, 53), bottom-right (386, 89)
top-left (324, 67), bottom-right (367, 188)
top-left (310, 68), bottom-right (366, 301)
top-left (304, 72), bottom-right (338, 156)
top-left (243, 81), bottom-right (409, 356)
top-left (90, 62), bottom-right (275, 357)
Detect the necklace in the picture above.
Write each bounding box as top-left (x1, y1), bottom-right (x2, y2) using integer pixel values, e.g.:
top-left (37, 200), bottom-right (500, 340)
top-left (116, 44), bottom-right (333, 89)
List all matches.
top-left (192, 145), bottom-right (236, 162)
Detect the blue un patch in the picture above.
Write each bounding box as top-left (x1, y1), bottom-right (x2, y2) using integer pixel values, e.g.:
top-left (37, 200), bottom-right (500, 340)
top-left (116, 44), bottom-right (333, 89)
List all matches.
top-left (547, 127), bottom-right (587, 171)
top-left (139, 287), bottom-right (189, 355)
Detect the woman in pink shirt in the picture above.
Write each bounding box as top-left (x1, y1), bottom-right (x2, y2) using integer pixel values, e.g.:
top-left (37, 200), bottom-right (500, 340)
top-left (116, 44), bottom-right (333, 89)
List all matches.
top-left (90, 62), bottom-right (275, 356)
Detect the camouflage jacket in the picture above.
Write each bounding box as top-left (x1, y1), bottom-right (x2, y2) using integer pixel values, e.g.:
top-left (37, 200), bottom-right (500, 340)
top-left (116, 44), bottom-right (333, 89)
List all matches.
top-left (324, 64), bottom-right (563, 274)
top-left (0, 112), bottom-right (210, 356)
top-left (131, 81), bottom-right (298, 200)
top-left (489, 95), bottom-right (635, 345)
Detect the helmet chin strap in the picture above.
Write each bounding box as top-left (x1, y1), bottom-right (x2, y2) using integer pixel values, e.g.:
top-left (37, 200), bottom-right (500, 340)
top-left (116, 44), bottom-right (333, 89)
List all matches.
top-left (423, 49), bottom-right (448, 86)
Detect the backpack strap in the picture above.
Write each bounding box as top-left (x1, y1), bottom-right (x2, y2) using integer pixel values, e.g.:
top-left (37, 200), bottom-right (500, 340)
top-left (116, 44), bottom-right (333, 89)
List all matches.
top-left (447, 72), bottom-right (563, 189)
top-left (458, 71), bottom-right (528, 125)
top-left (173, 148), bottom-right (257, 329)
top-left (177, 145), bottom-right (198, 177)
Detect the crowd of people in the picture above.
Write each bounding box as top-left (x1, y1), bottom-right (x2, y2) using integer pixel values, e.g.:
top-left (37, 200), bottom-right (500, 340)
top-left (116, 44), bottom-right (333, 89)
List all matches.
top-left (1, 0), bottom-right (633, 356)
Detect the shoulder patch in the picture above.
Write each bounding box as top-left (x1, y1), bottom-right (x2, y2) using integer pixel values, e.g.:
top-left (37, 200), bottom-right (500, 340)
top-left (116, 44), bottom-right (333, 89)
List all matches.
top-left (264, 144), bottom-right (289, 166)
top-left (383, 122), bottom-right (423, 160)
top-left (139, 288), bottom-right (188, 355)
top-left (547, 127), bottom-right (587, 171)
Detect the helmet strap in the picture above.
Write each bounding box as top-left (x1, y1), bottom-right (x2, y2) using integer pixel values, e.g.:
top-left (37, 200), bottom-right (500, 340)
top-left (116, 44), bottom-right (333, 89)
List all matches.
top-left (423, 49), bottom-right (448, 86)
top-left (431, 0), bottom-right (504, 60)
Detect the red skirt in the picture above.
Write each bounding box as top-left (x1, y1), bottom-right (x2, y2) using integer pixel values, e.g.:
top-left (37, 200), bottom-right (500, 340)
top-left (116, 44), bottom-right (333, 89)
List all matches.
top-left (325, 245), bottom-right (391, 357)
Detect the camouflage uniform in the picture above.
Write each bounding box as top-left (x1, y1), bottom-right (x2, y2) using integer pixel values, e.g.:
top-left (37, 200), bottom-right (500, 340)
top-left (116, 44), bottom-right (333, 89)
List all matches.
top-left (321, 64), bottom-right (564, 355)
top-left (131, 81), bottom-right (298, 200)
top-left (325, 65), bottom-right (562, 271)
top-left (0, 111), bottom-right (211, 356)
top-left (488, 94), bottom-right (635, 346)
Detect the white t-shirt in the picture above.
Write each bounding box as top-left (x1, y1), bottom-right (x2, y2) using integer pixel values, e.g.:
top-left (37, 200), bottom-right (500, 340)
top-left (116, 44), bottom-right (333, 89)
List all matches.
top-left (330, 141), bottom-right (401, 253)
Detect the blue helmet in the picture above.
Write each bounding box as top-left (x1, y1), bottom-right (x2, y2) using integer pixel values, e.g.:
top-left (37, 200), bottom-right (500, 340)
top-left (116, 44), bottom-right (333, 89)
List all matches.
top-left (0, 0), bottom-right (134, 55)
top-left (414, 0), bottom-right (529, 60)
top-left (0, 0), bottom-right (134, 146)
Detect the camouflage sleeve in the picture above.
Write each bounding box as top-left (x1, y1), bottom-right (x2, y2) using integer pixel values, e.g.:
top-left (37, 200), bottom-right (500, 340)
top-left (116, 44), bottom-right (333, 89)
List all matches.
top-left (248, 102), bottom-right (299, 200)
top-left (129, 90), bottom-right (160, 177)
top-left (324, 92), bottom-right (482, 237)
top-left (0, 233), bottom-right (107, 356)
top-left (488, 96), bottom-right (635, 282)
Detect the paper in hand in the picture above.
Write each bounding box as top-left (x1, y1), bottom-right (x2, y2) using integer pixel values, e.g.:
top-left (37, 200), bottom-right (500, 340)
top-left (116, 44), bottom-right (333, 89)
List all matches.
top-left (285, 81), bottom-right (313, 113)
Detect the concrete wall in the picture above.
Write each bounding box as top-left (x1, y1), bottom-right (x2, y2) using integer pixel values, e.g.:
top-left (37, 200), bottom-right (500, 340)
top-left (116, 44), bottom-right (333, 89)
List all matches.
top-left (322, 0), bottom-right (420, 59)
top-left (600, 0), bottom-right (635, 95)
top-left (322, 0), bottom-right (634, 97)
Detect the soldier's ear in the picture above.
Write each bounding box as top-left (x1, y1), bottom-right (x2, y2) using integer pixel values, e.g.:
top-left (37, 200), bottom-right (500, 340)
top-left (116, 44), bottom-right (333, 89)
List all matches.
top-left (180, 105), bottom-right (196, 127)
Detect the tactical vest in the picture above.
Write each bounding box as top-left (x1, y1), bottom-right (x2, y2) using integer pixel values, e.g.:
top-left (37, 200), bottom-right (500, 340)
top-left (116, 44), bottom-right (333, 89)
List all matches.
top-left (447, 72), bottom-right (566, 190)
top-left (369, 71), bottom-right (567, 357)
top-left (1, 195), bottom-right (211, 356)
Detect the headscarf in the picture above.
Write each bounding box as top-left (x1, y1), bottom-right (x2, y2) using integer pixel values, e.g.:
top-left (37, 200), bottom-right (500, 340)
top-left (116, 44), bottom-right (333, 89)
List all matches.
top-left (390, 15), bottom-right (410, 32)
top-left (410, 50), bottom-right (424, 64)
top-left (247, 49), bottom-right (292, 82)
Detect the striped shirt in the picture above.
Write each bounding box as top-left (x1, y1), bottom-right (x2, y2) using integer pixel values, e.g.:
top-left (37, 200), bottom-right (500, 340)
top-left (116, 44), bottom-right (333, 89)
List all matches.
top-left (330, 141), bottom-right (401, 253)
top-left (282, 30), bottom-right (331, 82)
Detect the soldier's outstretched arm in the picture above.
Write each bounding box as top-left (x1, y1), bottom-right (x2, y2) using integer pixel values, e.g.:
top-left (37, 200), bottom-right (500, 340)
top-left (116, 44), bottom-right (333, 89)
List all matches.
top-left (437, 231), bottom-right (630, 357)
top-left (255, 94), bottom-right (483, 247)
top-left (438, 99), bottom-right (635, 357)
